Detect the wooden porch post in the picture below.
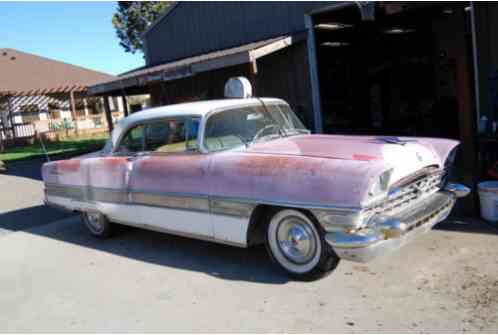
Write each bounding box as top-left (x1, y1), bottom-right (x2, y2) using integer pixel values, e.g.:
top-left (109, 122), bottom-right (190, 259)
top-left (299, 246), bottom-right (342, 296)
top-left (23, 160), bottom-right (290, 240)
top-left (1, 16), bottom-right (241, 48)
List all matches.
top-left (7, 95), bottom-right (15, 139)
top-left (103, 95), bottom-right (113, 132)
top-left (247, 61), bottom-right (258, 96)
top-left (69, 90), bottom-right (79, 135)
top-left (121, 95), bottom-right (129, 117)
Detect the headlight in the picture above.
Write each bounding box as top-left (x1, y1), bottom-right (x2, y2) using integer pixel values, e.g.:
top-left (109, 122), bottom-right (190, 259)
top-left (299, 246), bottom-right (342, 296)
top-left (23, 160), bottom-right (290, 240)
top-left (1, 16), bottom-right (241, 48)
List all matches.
top-left (368, 168), bottom-right (394, 198)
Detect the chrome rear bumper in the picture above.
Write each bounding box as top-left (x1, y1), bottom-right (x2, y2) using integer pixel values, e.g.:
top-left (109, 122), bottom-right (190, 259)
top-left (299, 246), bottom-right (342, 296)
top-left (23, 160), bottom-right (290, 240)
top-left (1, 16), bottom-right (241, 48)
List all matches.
top-left (325, 184), bottom-right (469, 263)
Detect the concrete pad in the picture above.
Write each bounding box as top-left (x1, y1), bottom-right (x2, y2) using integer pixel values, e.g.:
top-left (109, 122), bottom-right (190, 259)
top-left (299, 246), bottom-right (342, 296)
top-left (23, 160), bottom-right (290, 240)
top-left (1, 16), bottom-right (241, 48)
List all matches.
top-left (0, 216), bottom-right (497, 332)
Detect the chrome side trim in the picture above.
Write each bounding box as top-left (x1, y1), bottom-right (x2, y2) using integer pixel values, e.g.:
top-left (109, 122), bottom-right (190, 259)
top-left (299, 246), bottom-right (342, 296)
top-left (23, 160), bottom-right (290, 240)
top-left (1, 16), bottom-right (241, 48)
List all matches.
top-left (132, 191), bottom-right (210, 213)
top-left (210, 199), bottom-right (256, 218)
top-left (45, 183), bottom-right (364, 215)
top-left (209, 195), bottom-right (361, 213)
top-left (90, 187), bottom-right (128, 204)
top-left (46, 183), bottom-right (86, 201)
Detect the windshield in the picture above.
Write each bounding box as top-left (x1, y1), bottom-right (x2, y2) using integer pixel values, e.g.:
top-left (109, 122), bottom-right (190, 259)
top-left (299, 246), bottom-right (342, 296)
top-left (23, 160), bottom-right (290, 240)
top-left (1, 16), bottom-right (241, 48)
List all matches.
top-left (203, 103), bottom-right (309, 152)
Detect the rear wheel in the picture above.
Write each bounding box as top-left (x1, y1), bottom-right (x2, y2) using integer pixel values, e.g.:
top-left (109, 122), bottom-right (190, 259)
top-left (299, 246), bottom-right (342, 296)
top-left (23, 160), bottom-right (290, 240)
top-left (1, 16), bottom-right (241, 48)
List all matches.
top-left (81, 212), bottom-right (114, 238)
top-left (265, 209), bottom-right (340, 281)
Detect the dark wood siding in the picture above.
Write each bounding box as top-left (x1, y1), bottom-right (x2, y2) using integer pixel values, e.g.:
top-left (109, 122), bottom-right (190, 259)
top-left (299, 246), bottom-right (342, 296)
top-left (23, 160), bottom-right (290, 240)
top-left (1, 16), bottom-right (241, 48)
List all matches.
top-left (255, 41), bottom-right (314, 128)
top-left (145, 1), bottom-right (332, 66)
top-left (147, 41), bottom-right (315, 130)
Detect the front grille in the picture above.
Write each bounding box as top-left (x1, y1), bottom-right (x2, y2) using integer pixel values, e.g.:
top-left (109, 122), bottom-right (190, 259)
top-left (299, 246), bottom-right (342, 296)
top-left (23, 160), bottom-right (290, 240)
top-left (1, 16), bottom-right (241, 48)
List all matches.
top-left (402, 192), bottom-right (453, 232)
top-left (369, 168), bottom-right (446, 216)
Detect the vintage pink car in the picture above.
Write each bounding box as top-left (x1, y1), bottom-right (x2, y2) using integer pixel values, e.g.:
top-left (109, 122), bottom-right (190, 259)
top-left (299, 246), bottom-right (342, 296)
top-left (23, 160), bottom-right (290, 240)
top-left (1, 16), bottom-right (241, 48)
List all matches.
top-left (43, 98), bottom-right (470, 280)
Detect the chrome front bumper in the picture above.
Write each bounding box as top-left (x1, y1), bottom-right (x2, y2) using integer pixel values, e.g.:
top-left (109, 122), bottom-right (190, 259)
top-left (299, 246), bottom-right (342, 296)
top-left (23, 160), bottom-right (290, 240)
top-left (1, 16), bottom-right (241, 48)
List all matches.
top-left (325, 184), bottom-right (470, 263)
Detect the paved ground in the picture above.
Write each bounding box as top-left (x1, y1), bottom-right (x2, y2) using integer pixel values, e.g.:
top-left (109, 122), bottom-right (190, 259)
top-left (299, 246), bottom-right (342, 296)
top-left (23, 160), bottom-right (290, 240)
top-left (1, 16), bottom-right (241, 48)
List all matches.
top-left (0, 159), bottom-right (71, 236)
top-left (1, 160), bottom-right (498, 332)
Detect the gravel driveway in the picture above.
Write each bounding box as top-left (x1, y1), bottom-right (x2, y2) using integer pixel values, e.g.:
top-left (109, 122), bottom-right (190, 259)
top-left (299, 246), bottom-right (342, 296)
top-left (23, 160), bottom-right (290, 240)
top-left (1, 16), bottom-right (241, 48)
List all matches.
top-left (1, 160), bottom-right (497, 332)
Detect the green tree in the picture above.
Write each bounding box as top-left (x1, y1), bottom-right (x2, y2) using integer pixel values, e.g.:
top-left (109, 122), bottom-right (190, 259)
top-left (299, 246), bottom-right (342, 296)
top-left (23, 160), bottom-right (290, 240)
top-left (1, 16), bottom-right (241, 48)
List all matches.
top-left (112, 1), bottom-right (172, 54)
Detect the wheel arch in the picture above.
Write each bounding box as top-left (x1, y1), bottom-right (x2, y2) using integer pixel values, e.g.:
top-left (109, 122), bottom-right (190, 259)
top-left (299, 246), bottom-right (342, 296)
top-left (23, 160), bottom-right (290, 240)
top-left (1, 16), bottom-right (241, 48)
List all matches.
top-left (246, 204), bottom-right (319, 247)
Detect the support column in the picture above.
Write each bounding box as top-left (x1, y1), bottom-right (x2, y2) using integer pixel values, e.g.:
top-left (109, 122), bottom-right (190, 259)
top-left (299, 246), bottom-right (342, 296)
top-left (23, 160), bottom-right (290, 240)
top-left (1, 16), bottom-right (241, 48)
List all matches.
top-left (121, 95), bottom-right (129, 117)
top-left (304, 15), bottom-right (323, 134)
top-left (103, 95), bottom-right (113, 132)
top-left (247, 60), bottom-right (258, 96)
top-left (83, 98), bottom-right (89, 118)
top-left (69, 90), bottom-right (79, 135)
top-left (7, 95), bottom-right (14, 139)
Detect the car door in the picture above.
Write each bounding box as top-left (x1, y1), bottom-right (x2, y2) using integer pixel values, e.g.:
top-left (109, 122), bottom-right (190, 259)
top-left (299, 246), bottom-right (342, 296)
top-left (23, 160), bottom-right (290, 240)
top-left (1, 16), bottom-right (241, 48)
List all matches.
top-left (126, 116), bottom-right (214, 238)
top-left (88, 124), bottom-right (146, 223)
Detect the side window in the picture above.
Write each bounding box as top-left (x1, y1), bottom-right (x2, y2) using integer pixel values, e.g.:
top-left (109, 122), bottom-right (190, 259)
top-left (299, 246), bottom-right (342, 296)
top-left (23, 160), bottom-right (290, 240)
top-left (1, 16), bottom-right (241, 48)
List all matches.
top-left (116, 125), bottom-right (144, 153)
top-left (144, 118), bottom-right (187, 153)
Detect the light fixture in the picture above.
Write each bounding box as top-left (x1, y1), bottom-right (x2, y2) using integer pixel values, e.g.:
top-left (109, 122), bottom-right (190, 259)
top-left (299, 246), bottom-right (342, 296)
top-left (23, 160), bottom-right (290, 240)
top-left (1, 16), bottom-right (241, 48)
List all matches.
top-left (384, 27), bottom-right (416, 35)
top-left (321, 42), bottom-right (350, 47)
top-left (315, 23), bottom-right (353, 30)
top-left (443, 9), bottom-right (454, 15)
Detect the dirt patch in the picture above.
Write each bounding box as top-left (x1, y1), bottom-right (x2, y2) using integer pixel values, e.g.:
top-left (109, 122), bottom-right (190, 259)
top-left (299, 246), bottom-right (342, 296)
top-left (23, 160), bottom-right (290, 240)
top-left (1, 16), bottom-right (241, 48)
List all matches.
top-left (417, 264), bottom-right (498, 331)
top-left (456, 266), bottom-right (498, 330)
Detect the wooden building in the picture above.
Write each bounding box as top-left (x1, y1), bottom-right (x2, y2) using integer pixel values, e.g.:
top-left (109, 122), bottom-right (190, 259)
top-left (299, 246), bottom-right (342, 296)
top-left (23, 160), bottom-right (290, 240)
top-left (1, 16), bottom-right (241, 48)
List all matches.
top-left (0, 48), bottom-right (124, 144)
top-left (89, 2), bottom-right (498, 212)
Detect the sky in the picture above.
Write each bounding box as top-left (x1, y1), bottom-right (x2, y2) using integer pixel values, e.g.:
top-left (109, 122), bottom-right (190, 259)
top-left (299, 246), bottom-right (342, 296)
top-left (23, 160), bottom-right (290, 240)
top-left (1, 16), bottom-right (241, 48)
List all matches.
top-left (0, 2), bottom-right (145, 75)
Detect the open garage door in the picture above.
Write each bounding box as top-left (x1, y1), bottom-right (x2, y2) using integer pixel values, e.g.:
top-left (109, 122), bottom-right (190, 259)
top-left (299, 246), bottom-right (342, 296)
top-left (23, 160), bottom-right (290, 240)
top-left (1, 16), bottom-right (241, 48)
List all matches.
top-left (308, 2), bottom-right (477, 213)
top-left (311, 2), bottom-right (475, 142)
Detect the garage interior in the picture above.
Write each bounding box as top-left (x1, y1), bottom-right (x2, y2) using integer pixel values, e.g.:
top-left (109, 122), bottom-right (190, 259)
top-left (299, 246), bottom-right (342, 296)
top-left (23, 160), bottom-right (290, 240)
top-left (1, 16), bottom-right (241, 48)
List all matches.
top-left (313, 3), bottom-right (475, 140)
top-left (311, 3), bottom-right (477, 212)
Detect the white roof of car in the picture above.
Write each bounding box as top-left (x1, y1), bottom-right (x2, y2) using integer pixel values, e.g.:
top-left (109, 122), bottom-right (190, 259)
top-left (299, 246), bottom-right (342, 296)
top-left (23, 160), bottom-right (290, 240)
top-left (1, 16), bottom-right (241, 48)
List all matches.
top-left (111, 97), bottom-right (286, 147)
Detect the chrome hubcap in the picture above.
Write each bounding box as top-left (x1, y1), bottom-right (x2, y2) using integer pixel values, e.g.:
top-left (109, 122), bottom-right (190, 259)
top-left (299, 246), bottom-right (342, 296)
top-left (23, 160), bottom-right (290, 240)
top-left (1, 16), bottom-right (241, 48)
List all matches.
top-left (86, 213), bottom-right (103, 232)
top-left (276, 216), bottom-right (317, 264)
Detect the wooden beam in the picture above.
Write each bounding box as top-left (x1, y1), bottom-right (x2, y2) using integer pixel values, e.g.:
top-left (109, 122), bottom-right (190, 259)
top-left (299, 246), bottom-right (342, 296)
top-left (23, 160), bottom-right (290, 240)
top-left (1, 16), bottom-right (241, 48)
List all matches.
top-left (191, 52), bottom-right (250, 74)
top-left (103, 95), bottom-right (113, 132)
top-left (249, 36), bottom-right (294, 61)
top-left (121, 95), bottom-right (129, 117)
top-left (69, 90), bottom-right (79, 135)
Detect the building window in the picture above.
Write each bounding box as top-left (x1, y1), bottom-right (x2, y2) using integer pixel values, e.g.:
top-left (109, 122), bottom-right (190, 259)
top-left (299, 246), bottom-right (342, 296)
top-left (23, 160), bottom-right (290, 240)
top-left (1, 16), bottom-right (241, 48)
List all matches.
top-left (20, 104), bottom-right (40, 123)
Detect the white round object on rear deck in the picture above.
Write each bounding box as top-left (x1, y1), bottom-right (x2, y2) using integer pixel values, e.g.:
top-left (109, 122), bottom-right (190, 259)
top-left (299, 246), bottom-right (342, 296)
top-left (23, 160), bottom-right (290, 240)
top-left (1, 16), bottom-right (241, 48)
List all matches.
top-left (478, 181), bottom-right (498, 222)
top-left (224, 77), bottom-right (253, 98)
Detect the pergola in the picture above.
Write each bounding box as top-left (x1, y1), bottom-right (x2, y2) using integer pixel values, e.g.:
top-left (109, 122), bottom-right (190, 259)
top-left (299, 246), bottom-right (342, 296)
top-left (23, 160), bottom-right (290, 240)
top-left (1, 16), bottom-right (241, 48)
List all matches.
top-left (0, 48), bottom-right (119, 142)
top-left (0, 85), bottom-right (128, 138)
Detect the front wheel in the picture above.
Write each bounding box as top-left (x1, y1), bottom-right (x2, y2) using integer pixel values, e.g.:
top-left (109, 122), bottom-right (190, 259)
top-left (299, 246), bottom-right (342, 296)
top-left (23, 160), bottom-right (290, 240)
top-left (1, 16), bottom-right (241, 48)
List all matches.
top-left (265, 209), bottom-right (340, 281)
top-left (81, 211), bottom-right (114, 238)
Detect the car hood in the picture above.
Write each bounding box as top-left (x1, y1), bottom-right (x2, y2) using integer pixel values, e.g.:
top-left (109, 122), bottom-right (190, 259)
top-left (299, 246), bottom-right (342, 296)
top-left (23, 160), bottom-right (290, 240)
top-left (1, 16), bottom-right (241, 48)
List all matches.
top-left (245, 134), bottom-right (458, 184)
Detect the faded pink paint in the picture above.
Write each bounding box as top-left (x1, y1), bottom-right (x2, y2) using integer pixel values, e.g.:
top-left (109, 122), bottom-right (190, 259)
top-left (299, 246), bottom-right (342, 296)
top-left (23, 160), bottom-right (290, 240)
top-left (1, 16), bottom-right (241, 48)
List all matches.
top-left (130, 154), bottom-right (210, 195)
top-left (245, 134), bottom-right (457, 164)
top-left (42, 134), bottom-right (459, 209)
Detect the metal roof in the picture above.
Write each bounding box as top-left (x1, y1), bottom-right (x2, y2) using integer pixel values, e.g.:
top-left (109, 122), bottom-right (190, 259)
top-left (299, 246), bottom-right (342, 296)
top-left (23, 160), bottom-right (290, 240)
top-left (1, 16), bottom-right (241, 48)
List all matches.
top-left (88, 34), bottom-right (300, 96)
top-left (0, 48), bottom-right (115, 97)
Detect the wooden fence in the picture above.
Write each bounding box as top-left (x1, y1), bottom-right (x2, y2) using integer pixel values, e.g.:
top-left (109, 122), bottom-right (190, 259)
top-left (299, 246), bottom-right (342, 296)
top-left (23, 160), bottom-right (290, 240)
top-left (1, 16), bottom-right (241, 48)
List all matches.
top-left (0, 123), bottom-right (36, 139)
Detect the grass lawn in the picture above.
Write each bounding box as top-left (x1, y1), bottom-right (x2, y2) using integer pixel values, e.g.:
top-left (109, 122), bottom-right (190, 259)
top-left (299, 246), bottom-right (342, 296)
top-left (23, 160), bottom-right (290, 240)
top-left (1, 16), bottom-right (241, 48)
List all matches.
top-left (0, 134), bottom-right (108, 162)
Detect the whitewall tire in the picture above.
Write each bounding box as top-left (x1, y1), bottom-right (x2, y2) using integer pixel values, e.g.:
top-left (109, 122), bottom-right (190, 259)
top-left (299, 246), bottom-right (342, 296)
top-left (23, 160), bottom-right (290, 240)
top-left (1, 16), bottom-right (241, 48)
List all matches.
top-left (265, 209), bottom-right (339, 280)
